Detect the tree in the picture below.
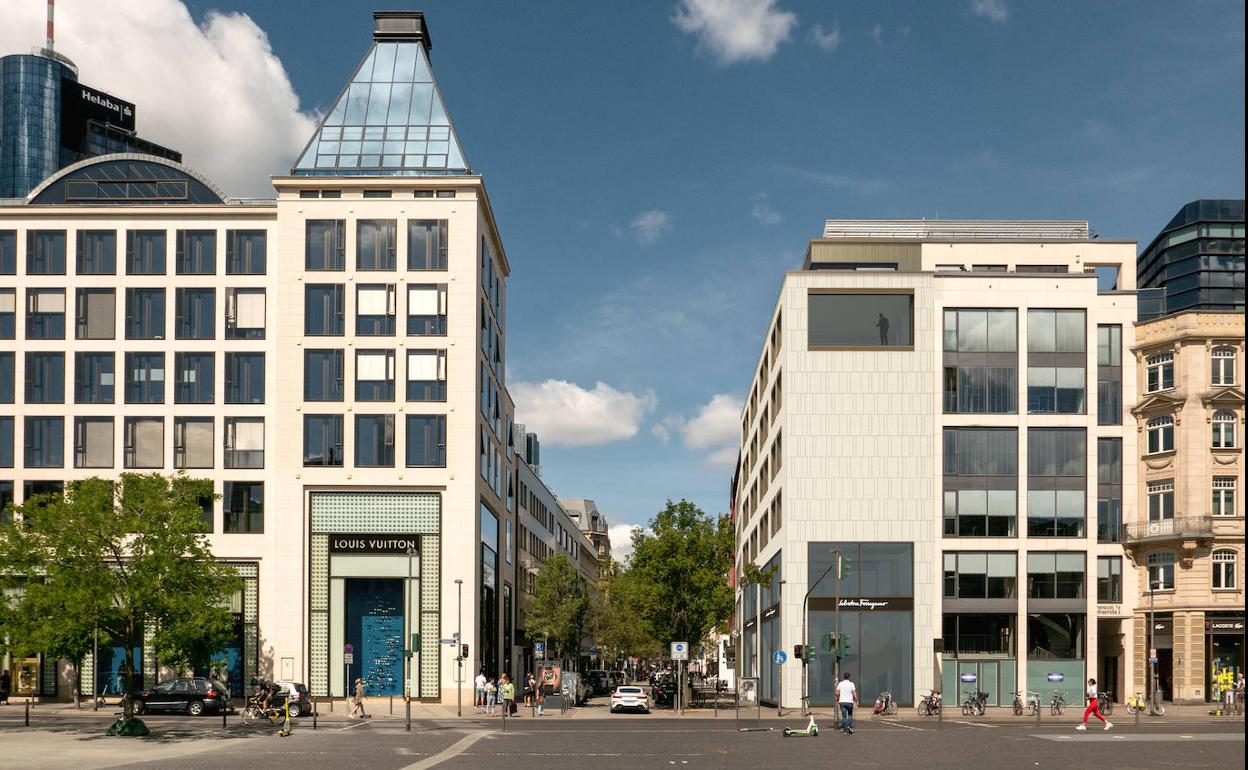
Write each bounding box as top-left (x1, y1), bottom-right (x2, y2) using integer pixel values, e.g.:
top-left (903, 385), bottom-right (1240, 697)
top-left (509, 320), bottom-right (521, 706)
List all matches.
top-left (626, 500), bottom-right (734, 655)
top-left (0, 474), bottom-right (242, 735)
top-left (523, 554), bottom-right (587, 661)
top-left (590, 560), bottom-right (661, 662)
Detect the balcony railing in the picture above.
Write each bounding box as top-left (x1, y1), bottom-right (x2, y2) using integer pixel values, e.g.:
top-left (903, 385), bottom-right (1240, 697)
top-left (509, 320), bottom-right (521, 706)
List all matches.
top-left (1124, 516), bottom-right (1213, 542)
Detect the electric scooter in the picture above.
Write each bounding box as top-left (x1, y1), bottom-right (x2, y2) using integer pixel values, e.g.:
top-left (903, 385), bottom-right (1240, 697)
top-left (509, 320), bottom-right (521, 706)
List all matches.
top-left (783, 699), bottom-right (819, 737)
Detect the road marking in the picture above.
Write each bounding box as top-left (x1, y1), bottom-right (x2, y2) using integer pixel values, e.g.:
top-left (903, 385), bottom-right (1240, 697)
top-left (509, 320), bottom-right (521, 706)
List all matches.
top-left (334, 720), bottom-right (372, 731)
top-left (878, 720), bottom-right (924, 731)
top-left (399, 730), bottom-right (488, 770)
top-left (1035, 733), bottom-right (1244, 742)
top-left (956, 721), bottom-right (998, 728)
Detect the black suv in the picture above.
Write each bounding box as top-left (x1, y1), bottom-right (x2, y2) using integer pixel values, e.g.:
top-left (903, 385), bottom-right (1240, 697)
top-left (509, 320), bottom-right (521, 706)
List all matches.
top-left (135, 677), bottom-right (231, 716)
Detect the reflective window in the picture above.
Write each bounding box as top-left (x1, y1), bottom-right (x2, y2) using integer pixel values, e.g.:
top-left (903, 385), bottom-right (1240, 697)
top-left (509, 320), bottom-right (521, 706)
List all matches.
top-left (175, 288), bottom-right (215, 340)
top-left (225, 230), bottom-right (266, 275)
top-left (1146, 353), bottom-right (1174, 393)
top-left (942, 552), bottom-right (1016, 598)
top-left (408, 220), bottom-right (448, 270)
top-left (407, 284), bottom-right (447, 335)
top-left (125, 288), bottom-right (165, 340)
top-left (1146, 551), bottom-right (1175, 591)
top-left (27, 230), bottom-right (66, 274)
top-left (0, 423), bottom-right (11, 471)
top-left (809, 292), bottom-right (914, 347)
top-left (1096, 325), bottom-right (1122, 425)
top-left (76, 288), bottom-right (116, 340)
top-left (224, 417), bottom-right (264, 469)
top-left (406, 349), bottom-right (446, 401)
top-left (0, 289), bottom-right (14, 338)
top-left (1213, 477), bottom-right (1236, 516)
top-left (126, 230), bottom-right (167, 275)
top-left (1146, 415), bottom-right (1174, 454)
top-left (1212, 410), bottom-right (1236, 449)
top-left (357, 220), bottom-right (397, 270)
top-left (305, 284), bottom-right (345, 335)
top-left (0, 231), bottom-right (14, 274)
top-left (75, 352), bottom-right (115, 404)
top-left (224, 481), bottom-right (264, 533)
top-left (224, 352), bottom-right (264, 404)
top-left (355, 414), bottom-right (395, 467)
top-left (1147, 480), bottom-right (1174, 521)
top-left (173, 417), bottom-right (214, 469)
top-left (306, 220), bottom-right (345, 270)
top-left (24, 416), bottom-right (64, 468)
top-left (1212, 549), bottom-right (1237, 590)
top-left (25, 352), bottom-right (65, 404)
top-left (304, 349), bottom-right (344, 401)
top-left (76, 230), bottom-right (116, 274)
top-left (1027, 428), bottom-right (1086, 537)
top-left (1027, 309), bottom-right (1084, 353)
top-left (1026, 613), bottom-right (1083, 659)
top-left (0, 353), bottom-right (11, 403)
top-left (174, 352), bottom-right (214, 404)
top-left (356, 284), bottom-right (396, 335)
top-left (304, 415), bottom-right (344, 467)
top-left (125, 352), bottom-right (165, 404)
top-left (72, 416), bottom-right (113, 469)
top-left (1097, 556), bottom-right (1121, 602)
top-left (26, 288), bottom-right (66, 339)
top-left (1026, 552), bottom-right (1085, 598)
top-left (225, 288), bottom-right (265, 340)
top-left (123, 417), bottom-right (164, 469)
top-left (355, 349), bottom-right (395, 401)
top-left (406, 414), bottom-right (446, 467)
top-left (1211, 346), bottom-right (1237, 386)
top-left (175, 230), bottom-right (215, 275)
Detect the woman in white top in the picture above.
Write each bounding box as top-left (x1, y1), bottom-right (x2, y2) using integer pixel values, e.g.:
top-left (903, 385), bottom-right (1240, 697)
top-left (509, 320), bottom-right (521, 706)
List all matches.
top-left (1076, 678), bottom-right (1111, 731)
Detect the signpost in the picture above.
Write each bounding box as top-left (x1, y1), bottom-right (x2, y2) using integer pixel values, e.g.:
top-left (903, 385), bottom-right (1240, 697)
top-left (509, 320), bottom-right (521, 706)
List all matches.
top-left (671, 642), bottom-right (688, 714)
top-left (773, 650), bottom-right (787, 665)
top-left (344, 644), bottom-right (354, 699)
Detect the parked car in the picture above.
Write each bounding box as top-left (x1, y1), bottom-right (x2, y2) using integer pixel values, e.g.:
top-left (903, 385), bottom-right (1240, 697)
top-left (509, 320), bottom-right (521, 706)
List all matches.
top-left (134, 677), bottom-right (231, 716)
top-left (609, 671), bottom-right (625, 688)
top-left (610, 685), bottom-right (649, 714)
top-left (274, 681), bottom-right (312, 717)
top-left (587, 670), bottom-right (612, 696)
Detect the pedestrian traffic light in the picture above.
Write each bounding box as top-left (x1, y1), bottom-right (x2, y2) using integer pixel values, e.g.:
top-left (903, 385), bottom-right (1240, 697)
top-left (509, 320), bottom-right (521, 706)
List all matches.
top-left (837, 556), bottom-right (852, 579)
top-left (460, 643), bottom-right (469, 660)
top-left (839, 634), bottom-right (851, 654)
top-left (804, 647), bottom-right (816, 664)
top-left (823, 632), bottom-right (837, 652)
top-left (794, 644), bottom-right (804, 661)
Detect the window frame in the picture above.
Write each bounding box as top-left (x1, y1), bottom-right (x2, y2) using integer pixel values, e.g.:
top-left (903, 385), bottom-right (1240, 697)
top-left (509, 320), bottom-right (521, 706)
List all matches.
top-left (1212, 549), bottom-right (1238, 590)
top-left (1146, 415), bottom-right (1175, 454)
top-left (1146, 551), bottom-right (1176, 592)
top-left (1211, 410), bottom-right (1236, 449)
top-left (1146, 352), bottom-right (1175, 394)
top-left (1211, 346), bottom-right (1237, 386)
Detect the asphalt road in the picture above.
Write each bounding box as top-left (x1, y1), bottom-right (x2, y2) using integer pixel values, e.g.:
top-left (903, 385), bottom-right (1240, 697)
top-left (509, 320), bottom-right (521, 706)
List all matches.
top-left (1, 709), bottom-right (1244, 770)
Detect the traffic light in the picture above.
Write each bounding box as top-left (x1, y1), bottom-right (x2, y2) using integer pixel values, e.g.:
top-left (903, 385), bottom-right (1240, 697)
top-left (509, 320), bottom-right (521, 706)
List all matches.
top-left (839, 634), bottom-right (851, 655)
top-left (823, 632), bottom-right (838, 653)
top-left (460, 643), bottom-right (469, 660)
top-left (837, 556), bottom-right (852, 579)
top-left (804, 646), bottom-right (816, 664)
top-left (794, 644), bottom-right (804, 661)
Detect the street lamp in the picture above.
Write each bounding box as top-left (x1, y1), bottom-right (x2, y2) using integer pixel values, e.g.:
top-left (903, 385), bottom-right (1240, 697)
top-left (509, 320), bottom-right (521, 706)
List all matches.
top-left (801, 549), bottom-right (841, 718)
top-left (455, 578), bottom-right (463, 718)
top-left (406, 546), bottom-right (416, 732)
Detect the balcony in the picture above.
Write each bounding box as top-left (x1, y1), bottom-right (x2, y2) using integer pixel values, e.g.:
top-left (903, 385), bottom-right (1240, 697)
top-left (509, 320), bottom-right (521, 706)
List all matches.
top-left (1124, 516), bottom-right (1213, 544)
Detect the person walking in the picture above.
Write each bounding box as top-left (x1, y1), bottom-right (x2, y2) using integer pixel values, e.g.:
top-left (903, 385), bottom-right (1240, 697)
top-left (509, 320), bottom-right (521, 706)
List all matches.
top-left (349, 677), bottom-right (369, 719)
top-left (536, 686), bottom-right (545, 716)
top-left (1076, 678), bottom-right (1111, 731)
top-left (485, 677), bottom-right (497, 716)
top-left (524, 672), bottom-right (536, 707)
top-left (837, 672), bottom-right (857, 734)
top-left (474, 670), bottom-right (487, 713)
top-left (501, 674), bottom-right (516, 716)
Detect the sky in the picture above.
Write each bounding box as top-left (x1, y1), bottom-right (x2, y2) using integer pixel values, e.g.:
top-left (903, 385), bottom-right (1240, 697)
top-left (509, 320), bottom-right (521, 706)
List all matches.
top-left (4, 1), bottom-right (1244, 556)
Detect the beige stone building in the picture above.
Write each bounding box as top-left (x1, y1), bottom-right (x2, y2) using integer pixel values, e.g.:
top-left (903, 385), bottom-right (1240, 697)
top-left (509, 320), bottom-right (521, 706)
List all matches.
top-left (1127, 311), bottom-right (1244, 704)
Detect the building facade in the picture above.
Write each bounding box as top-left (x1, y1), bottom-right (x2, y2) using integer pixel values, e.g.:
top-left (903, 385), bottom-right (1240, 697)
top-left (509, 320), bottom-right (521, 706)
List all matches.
top-left (1, 12), bottom-right (523, 705)
top-left (562, 498), bottom-right (612, 575)
top-left (733, 219), bottom-right (1141, 710)
top-left (1126, 200), bottom-right (1244, 705)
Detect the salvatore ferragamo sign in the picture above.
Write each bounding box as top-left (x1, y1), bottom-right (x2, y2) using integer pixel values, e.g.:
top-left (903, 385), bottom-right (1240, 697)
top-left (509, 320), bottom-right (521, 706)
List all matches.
top-left (809, 597), bottom-right (913, 612)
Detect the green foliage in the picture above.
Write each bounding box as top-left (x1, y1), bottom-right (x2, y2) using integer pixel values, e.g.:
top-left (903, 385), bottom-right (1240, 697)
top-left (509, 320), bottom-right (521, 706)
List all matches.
top-left (590, 559), bottom-right (661, 660)
top-left (625, 500), bottom-right (734, 654)
top-left (523, 553), bottom-right (587, 660)
top-left (0, 474), bottom-right (242, 726)
top-left (741, 561), bottom-right (779, 588)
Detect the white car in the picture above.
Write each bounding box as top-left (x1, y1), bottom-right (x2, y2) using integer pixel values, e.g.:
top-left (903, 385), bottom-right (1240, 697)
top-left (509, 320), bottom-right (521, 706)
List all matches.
top-left (610, 685), bottom-right (649, 714)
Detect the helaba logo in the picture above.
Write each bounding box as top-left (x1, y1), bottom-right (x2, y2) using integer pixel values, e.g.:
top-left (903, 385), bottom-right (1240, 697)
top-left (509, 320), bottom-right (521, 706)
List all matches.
top-left (81, 89), bottom-right (133, 119)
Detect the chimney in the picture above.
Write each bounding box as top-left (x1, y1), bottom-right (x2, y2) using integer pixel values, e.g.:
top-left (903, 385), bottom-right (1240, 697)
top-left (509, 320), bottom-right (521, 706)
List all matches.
top-left (373, 10), bottom-right (431, 53)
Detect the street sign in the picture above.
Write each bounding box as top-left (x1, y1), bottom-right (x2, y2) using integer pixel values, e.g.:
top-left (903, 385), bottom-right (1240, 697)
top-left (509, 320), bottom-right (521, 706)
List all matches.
top-left (344, 643), bottom-right (354, 654)
top-left (1046, 673), bottom-right (1064, 683)
top-left (959, 673), bottom-right (977, 683)
top-left (439, 638), bottom-right (457, 646)
top-left (590, 646), bottom-right (599, 656)
top-left (773, 650), bottom-right (787, 665)
top-left (344, 653), bottom-right (354, 665)
top-left (671, 641), bottom-right (689, 661)
top-left (1148, 657), bottom-right (1160, 664)
top-left (535, 641), bottom-right (546, 657)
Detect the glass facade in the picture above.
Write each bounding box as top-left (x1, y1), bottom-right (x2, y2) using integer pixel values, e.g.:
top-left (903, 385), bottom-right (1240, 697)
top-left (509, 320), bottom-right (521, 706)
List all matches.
top-left (1137, 199), bottom-right (1245, 317)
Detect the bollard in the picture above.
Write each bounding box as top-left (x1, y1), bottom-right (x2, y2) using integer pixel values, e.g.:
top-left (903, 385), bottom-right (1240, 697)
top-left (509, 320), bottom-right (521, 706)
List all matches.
top-left (1134, 703), bottom-right (1139, 728)
top-left (25, 700), bottom-right (30, 726)
top-left (313, 697), bottom-right (318, 730)
top-left (390, 695), bottom-right (393, 715)
top-left (329, 696), bottom-right (334, 712)
top-left (222, 704), bottom-right (227, 729)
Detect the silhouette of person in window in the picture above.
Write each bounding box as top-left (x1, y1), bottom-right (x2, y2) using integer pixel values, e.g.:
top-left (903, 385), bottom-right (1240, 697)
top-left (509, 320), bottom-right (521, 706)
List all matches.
top-left (876, 313), bottom-right (890, 345)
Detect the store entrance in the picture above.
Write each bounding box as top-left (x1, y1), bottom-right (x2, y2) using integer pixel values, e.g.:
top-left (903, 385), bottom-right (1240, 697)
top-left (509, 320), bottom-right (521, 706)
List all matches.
top-left (344, 578), bottom-right (404, 696)
top-left (1207, 631), bottom-right (1244, 703)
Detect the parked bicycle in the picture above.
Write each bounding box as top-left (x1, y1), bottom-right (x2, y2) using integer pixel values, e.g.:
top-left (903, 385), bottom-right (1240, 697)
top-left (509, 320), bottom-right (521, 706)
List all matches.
top-left (917, 690), bottom-right (941, 716)
top-left (1126, 692), bottom-right (1166, 716)
top-left (873, 690), bottom-right (898, 716)
top-left (1096, 690), bottom-right (1114, 716)
top-left (1049, 690), bottom-right (1067, 716)
top-left (1011, 690), bottom-right (1040, 716)
top-left (961, 690), bottom-right (988, 716)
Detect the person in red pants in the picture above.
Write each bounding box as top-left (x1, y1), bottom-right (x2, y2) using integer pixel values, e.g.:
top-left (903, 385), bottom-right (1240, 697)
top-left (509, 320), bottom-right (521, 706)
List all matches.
top-left (1076, 678), bottom-right (1112, 731)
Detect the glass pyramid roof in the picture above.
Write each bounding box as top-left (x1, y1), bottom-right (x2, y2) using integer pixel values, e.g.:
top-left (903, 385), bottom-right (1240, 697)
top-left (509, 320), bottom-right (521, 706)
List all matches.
top-left (292, 41), bottom-right (469, 176)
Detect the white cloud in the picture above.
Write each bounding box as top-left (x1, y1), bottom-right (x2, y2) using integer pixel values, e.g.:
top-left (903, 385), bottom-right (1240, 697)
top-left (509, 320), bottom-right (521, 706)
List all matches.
top-left (702, 446), bottom-right (740, 470)
top-left (772, 162), bottom-right (889, 194)
top-left (511, 380), bottom-right (657, 447)
top-left (680, 393), bottom-right (744, 450)
top-left (608, 523), bottom-right (651, 563)
top-left (673, 0), bottom-right (798, 64)
top-left (630, 209), bottom-right (672, 245)
top-left (750, 193), bottom-right (782, 225)
top-left (809, 22), bottom-right (842, 52)
top-left (971, 0), bottom-right (1009, 23)
top-left (870, 23), bottom-right (884, 45)
top-left (0, 1), bottom-right (318, 199)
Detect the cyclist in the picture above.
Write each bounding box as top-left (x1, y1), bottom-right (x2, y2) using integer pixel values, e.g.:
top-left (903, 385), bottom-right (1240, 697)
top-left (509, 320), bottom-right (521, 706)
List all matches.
top-left (1075, 677), bottom-right (1111, 731)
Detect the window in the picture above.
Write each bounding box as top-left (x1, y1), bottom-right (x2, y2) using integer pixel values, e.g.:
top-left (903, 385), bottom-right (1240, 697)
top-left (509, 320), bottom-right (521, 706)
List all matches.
top-left (942, 552), bottom-right (1016, 598)
top-left (0, 481), bottom-right (12, 523)
top-left (123, 417), bottom-right (164, 469)
top-left (943, 366), bottom-right (1017, 413)
top-left (1027, 428), bottom-right (1086, 537)
top-left (942, 428), bottom-right (1016, 537)
top-left (305, 284), bottom-right (345, 335)
top-left (942, 614), bottom-right (1015, 657)
top-left (808, 291), bottom-right (914, 347)
top-left (174, 352), bottom-right (214, 404)
top-left (943, 309), bottom-right (1017, 352)
top-left (1027, 310), bottom-right (1085, 414)
top-left (225, 230), bottom-right (266, 274)
top-left (175, 288), bottom-right (215, 340)
top-left (0, 353), bottom-right (11, 403)
top-left (356, 284), bottom-right (396, 335)
top-left (304, 349), bottom-right (344, 401)
top-left (406, 414), bottom-right (446, 467)
top-left (408, 220), bottom-right (448, 270)
top-left (173, 417), bottom-right (214, 469)
top-left (24, 416), bottom-right (64, 468)
top-left (73, 417), bottom-right (114, 469)
top-left (1096, 556), bottom-right (1121, 602)
top-left (124, 352), bottom-right (164, 404)
top-left (75, 352), bottom-right (115, 404)
top-left (1212, 550), bottom-right (1237, 590)
top-left (225, 288), bottom-right (265, 339)
top-left (76, 230), bottom-right (116, 274)
top-left (303, 415), bottom-right (343, 467)
top-left (1146, 353), bottom-right (1174, 393)
top-left (0, 289), bottom-right (14, 338)
top-left (75, 288), bottom-right (116, 340)
top-left (1028, 309), bottom-right (1085, 353)
top-left (407, 284), bottom-right (447, 335)
top-left (1212, 410), bottom-right (1236, 449)
top-left (355, 350), bottom-right (395, 401)
top-left (1096, 325), bottom-right (1122, 425)
top-left (362, 189), bottom-right (391, 199)
top-left (941, 309), bottom-right (1018, 413)
top-left (27, 230), bottom-right (66, 274)
top-left (223, 481), bottom-right (263, 533)
top-left (26, 288), bottom-right (66, 339)
top-left (224, 418), bottom-right (264, 469)
top-left (1147, 552), bottom-right (1175, 591)
top-left (125, 288), bottom-right (165, 340)
top-left (1146, 415), bottom-right (1174, 454)
top-left (306, 220), bottom-right (345, 270)
top-left (354, 414), bottom-right (395, 467)
top-left (1096, 438), bottom-right (1122, 543)
top-left (1026, 552), bottom-right (1085, 598)
top-left (1147, 480), bottom-right (1174, 521)
top-left (174, 230), bottom-right (214, 275)
top-left (1027, 367), bottom-right (1086, 415)
top-left (0, 230), bottom-right (14, 273)
top-left (357, 220), bottom-right (397, 270)
top-left (224, 352), bottom-right (264, 404)
top-left (126, 230), bottom-right (166, 274)
top-left (25, 352), bottom-right (65, 403)
top-left (406, 349), bottom-right (446, 401)
top-left (1212, 477), bottom-right (1236, 516)
top-left (1026, 613), bottom-right (1083, 659)
top-left (1211, 346), bottom-right (1237, 386)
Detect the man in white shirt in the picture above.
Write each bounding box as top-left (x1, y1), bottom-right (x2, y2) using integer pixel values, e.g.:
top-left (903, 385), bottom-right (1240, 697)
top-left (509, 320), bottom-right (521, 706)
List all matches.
top-left (836, 672), bottom-right (858, 734)
top-left (474, 671), bottom-right (487, 712)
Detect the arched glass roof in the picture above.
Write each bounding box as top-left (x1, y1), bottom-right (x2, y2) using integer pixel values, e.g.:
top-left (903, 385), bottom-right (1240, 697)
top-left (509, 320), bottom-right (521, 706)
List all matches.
top-left (27, 154), bottom-right (227, 205)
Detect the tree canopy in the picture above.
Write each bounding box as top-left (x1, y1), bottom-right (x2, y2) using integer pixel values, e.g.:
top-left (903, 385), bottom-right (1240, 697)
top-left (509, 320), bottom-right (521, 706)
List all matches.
top-left (522, 553), bottom-right (588, 660)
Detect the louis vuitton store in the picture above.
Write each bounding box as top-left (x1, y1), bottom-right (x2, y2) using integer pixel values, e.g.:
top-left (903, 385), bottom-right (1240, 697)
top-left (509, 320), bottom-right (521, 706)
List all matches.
top-left (308, 491), bottom-right (442, 700)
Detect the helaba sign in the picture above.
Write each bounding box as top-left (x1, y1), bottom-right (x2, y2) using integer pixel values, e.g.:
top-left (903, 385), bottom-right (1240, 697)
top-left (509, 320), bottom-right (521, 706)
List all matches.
top-left (60, 79), bottom-right (137, 133)
top-left (329, 534), bottom-right (419, 554)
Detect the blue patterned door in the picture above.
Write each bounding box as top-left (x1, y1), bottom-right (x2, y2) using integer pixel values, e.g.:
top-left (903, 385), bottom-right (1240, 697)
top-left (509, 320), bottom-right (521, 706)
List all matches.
top-left (345, 578), bottom-right (404, 696)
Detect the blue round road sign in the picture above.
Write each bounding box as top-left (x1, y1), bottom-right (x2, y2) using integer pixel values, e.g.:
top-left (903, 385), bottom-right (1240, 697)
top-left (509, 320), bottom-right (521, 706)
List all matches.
top-left (773, 650), bottom-right (787, 665)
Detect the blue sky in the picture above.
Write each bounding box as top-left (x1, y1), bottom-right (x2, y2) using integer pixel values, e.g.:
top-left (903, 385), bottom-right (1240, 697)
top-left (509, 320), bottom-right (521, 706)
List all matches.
top-left (8, 1), bottom-right (1243, 546)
